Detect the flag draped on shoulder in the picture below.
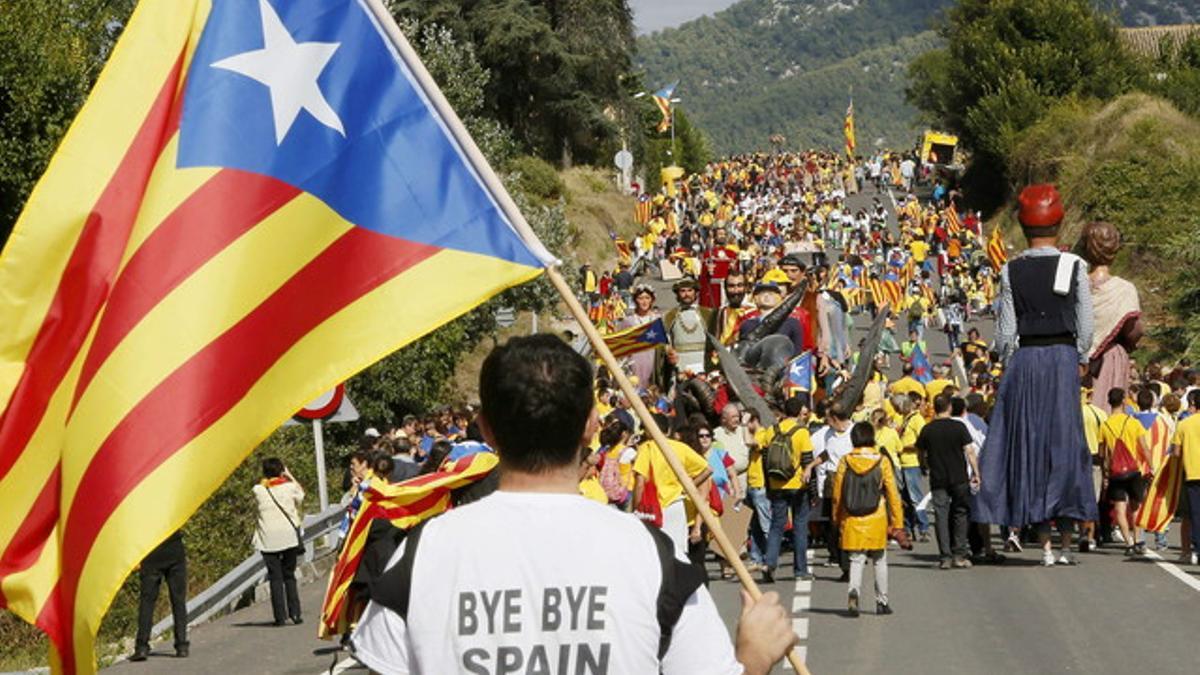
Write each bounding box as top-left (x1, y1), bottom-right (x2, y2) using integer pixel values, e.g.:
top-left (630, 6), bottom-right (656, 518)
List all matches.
top-left (602, 318), bottom-right (668, 359)
top-left (0, 1), bottom-right (553, 672)
top-left (652, 81), bottom-right (678, 134)
top-left (319, 452), bottom-right (497, 638)
top-left (843, 99), bottom-right (856, 158)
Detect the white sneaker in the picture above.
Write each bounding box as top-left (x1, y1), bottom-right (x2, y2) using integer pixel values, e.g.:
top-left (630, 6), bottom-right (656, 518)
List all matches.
top-left (1112, 528), bottom-right (1125, 544)
top-left (1192, 553), bottom-right (1199, 566)
top-left (1041, 551), bottom-right (1056, 567)
top-left (1005, 534), bottom-right (1023, 553)
top-left (1057, 553), bottom-right (1077, 566)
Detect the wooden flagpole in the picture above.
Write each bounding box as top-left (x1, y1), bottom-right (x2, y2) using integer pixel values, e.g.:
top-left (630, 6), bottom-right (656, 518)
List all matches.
top-left (547, 268), bottom-right (812, 675)
top-left (363, 2), bottom-right (808, 671)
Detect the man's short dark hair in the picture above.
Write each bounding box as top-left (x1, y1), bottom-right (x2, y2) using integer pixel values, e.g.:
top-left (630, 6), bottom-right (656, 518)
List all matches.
top-left (850, 422), bottom-right (875, 448)
top-left (262, 457), bottom-right (284, 479)
top-left (950, 397), bottom-right (966, 417)
top-left (1108, 387), bottom-right (1126, 408)
top-left (827, 402), bottom-right (851, 422)
top-left (902, 362), bottom-right (914, 375)
top-left (784, 394), bottom-right (809, 418)
top-left (1188, 390), bottom-right (1200, 410)
top-left (480, 335), bottom-right (594, 473)
top-left (933, 394), bottom-right (952, 415)
top-left (1136, 388), bottom-right (1155, 411)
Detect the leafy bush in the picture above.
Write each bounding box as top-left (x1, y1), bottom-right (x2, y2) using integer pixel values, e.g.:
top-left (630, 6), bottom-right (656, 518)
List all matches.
top-left (508, 155), bottom-right (566, 202)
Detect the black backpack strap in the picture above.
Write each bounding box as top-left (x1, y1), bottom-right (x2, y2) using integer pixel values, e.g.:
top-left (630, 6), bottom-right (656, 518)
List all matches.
top-left (368, 520), bottom-right (429, 621)
top-left (641, 521), bottom-right (707, 661)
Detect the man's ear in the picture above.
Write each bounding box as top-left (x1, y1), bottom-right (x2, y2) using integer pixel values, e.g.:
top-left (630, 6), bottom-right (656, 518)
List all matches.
top-left (478, 414), bottom-right (498, 451)
top-left (580, 406), bottom-right (600, 452)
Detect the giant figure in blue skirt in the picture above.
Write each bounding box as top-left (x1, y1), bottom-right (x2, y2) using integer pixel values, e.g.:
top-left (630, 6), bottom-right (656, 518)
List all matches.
top-left (973, 184), bottom-right (1098, 567)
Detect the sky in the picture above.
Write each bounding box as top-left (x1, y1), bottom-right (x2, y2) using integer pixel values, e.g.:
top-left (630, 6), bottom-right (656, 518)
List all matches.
top-left (628, 0), bottom-right (740, 34)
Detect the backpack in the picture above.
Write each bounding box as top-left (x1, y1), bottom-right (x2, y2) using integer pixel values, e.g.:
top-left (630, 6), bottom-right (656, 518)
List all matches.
top-left (599, 448), bottom-right (629, 504)
top-left (765, 424), bottom-right (802, 482)
top-left (842, 459), bottom-right (883, 517)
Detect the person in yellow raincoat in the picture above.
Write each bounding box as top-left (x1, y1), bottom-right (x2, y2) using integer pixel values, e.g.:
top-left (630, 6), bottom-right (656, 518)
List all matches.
top-left (831, 423), bottom-right (905, 617)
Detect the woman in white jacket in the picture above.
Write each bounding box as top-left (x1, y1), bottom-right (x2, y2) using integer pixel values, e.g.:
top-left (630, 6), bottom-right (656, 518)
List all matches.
top-left (252, 457), bottom-right (305, 625)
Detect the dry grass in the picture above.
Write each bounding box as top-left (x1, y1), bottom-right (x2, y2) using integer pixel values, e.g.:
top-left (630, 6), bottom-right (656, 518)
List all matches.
top-left (446, 167), bottom-right (637, 401)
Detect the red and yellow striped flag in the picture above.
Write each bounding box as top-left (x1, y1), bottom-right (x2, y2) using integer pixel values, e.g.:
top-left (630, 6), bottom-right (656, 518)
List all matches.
top-left (944, 207), bottom-right (962, 235)
top-left (1137, 453), bottom-right (1183, 533)
top-left (602, 318), bottom-right (668, 358)
top-left (0, 1), bottom-right (552, 671)
top-left (634, 194), bottom-right (652, 225)
top-left (987, 226), bottom-right (1008, 271)
top-left (843, 99), bottom-right (856, 158)
top-left (319, 452), bottom-right (497, 637)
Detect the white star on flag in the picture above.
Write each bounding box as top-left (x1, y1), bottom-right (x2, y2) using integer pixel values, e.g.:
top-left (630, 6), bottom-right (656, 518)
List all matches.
top-left (212, 0), bottom-right (345, 144)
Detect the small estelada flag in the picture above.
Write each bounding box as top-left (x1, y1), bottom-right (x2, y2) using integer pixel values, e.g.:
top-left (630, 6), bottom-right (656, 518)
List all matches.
top-left (603, 317), bottom-right (668, 359)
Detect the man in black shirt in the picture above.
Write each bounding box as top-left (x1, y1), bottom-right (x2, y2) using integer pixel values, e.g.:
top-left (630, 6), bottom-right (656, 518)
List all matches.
top-left (917, 395), bottom-right (981, 569)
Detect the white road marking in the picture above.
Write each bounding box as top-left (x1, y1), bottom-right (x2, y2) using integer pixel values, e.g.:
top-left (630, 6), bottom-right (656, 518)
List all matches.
top-left (329, 657), bottom-right (360, 674)
top-left (1145, 550), bottom-right (1200, 593)
top-left (784, 550), bottom-right (815, 670)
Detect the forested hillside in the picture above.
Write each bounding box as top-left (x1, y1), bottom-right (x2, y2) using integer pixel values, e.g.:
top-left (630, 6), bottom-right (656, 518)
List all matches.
top-left (637, 0), bottom-right (1200, 154)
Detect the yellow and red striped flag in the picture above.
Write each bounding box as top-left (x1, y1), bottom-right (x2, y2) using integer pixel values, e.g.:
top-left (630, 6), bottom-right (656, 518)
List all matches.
top-left (634, 194), bottom-right (652, 225)
top-left (944, 207), bottom-right (962, 235)
top-left (651, 81), bottom-right (677, 134)
top-left (0, 1), bottom-right (554, 671)
top-left (319, 452), bottom-right (497, 637)
top-left (1137, 453), bottom-right (1183, 533)
top-left (602, 318), bottom-right (668, 358)
top-left (987, 226), bottom-right (1008, 270)
top-left (614, 238), bottom-right (632, 266)
top-left (843, 99), bottom-right (856, 158)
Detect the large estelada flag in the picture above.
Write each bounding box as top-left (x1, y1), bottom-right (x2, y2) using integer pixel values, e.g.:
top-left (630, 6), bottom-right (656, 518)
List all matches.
top-left (0, 1), bottom-right (554, 672)
top-left (602, 318), bottom-right (668, 359)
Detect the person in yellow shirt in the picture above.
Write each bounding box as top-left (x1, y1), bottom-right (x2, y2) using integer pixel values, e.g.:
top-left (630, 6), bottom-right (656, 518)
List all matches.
top-left (1080, 384), bottom-right (1108, 551)
top-left (925, 364), bottom-right (955, 402)
top-left (892, 394), bottom-right (930, 540)
top-left (909, 238), bottom-right (930, 266)
top-left (578, 449), bottom-right (607, 504)
top-left (743, 412), bottom-right (771, 572)
top-left (754, 396), bottom-right (815, 583)
top-left (871, 408), bottom-right (903, 469)
top-left (1098, 387), bottom-right (1152, 556)
top-left (890, 362), bottom-right (927, 400)
top-left (1170, 390), bottom-right (1200, 564)
top-left (632, 414), bottom-right (712, 558)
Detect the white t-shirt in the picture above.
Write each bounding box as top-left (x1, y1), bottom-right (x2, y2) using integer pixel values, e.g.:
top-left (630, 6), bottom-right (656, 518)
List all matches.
top-left (713, 426), bottom-right (750, 473)
top-left (812, 425), bottom-right (853, 498)
top-left (352, 491), bottom-right (742, 675)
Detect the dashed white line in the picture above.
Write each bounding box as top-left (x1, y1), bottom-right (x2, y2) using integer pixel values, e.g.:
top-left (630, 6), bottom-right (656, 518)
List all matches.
top-left (329, 656), bottom-right (360, 674)
top-left (783, 551), bottom-right (815, 671)
top-left (1145, 550), bottom-right (1200, 593)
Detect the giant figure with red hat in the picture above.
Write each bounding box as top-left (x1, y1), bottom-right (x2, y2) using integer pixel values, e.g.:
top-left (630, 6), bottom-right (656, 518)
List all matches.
top-left (972, 184), bottom-right (1098, 565)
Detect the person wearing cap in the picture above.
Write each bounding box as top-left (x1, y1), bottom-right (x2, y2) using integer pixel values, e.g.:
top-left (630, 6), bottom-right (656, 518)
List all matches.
top-left (732, 282), bottom-right (806, 390)
top-left (973, 184), bottom-right (1098, 567)
top-left (663, 277), bottom-right (714, 378)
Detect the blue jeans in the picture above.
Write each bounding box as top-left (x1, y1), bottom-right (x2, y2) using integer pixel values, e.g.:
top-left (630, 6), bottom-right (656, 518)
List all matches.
top-left (901, 467), bottom-right (929, 534)
top-left (746, 487), bottom-right (771, 564)
top-left (765, 489), bottom-right (810, 575)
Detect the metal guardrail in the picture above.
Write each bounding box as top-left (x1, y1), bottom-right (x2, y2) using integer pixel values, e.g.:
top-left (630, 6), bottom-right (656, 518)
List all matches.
top-left (149, 505), bottom-right (344, 640)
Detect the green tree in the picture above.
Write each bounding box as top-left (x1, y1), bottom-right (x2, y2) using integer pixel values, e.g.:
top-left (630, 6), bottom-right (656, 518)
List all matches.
top-left (906, 0), bottom-right (1142, 209)
top-left (0, 0), bottom-right (136, 245)
top-left (388, 0), bottom-right (637, 165)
